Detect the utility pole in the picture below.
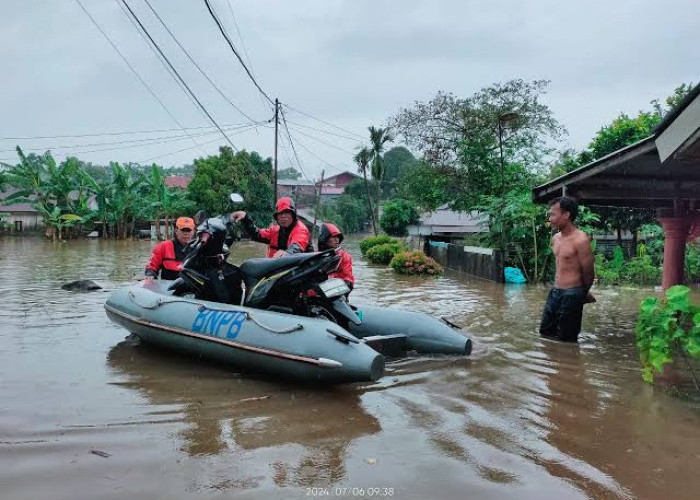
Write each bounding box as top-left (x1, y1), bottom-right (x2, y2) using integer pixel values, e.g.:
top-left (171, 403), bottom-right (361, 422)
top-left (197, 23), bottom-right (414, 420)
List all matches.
top-left (273, 98), bottom-right (279, 202)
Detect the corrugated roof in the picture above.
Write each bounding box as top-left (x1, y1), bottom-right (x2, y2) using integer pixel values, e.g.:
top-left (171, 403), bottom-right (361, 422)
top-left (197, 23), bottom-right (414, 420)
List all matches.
top-left (164, 175), bottom-right (192, 189)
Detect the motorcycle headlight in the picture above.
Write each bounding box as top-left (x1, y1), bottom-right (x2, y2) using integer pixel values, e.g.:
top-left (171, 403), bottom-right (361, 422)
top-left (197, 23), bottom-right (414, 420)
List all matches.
top-left (318, 278), bottom-right (350, 299)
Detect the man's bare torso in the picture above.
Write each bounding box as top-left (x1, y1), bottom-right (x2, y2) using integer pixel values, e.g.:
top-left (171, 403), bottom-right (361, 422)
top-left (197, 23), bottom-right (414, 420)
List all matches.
top-left (553, 229), bottom-right (589, 288)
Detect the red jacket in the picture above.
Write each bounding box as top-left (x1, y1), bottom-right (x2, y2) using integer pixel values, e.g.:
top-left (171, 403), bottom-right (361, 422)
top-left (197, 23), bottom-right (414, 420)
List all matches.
top-left (245, 217), bottom-right (311, 258)
top-left (330, 248), bottom-right (354, 288)
top-left (145, 239), bottom-right (186, 280)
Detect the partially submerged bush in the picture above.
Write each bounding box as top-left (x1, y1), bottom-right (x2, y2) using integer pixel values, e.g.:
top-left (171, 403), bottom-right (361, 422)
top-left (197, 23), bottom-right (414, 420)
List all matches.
top-left (366, 242), bottom-right (404, 265)
top-left (636, 285), bottom-right (700, 385)
top-left (360, 235), bottom-right (398, 256)
top-left (390, 250), bottom-right (443, 276)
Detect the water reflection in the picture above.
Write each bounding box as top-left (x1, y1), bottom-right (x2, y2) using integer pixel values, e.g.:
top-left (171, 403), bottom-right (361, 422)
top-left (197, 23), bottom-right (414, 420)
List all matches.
top-left (106, 338), bottom-right (381, 485)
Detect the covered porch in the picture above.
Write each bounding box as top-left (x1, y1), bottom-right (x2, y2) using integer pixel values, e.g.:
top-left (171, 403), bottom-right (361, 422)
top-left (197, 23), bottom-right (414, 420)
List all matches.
top-left (533, 83), bottom-right (700, 289)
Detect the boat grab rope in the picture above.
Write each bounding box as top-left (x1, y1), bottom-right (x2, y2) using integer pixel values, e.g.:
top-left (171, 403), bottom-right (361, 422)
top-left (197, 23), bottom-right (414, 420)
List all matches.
top-left (127, 291), bottom-right (197, 310)
top-left (127, 291), bottom-right (304, 334)
top-left (245, 312), bottom-right (304, 334)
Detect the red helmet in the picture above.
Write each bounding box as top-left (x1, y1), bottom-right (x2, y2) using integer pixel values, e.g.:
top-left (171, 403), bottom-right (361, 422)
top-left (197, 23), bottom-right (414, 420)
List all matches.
top-left (318, 222), bottom-right (343, 250)
top-left (274, 197), bottom-right (297, 219)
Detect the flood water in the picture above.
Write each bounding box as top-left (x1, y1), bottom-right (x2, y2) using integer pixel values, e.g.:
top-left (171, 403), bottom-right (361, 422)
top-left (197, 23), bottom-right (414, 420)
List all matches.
top-left (1, 236), bottom-right (699, 500)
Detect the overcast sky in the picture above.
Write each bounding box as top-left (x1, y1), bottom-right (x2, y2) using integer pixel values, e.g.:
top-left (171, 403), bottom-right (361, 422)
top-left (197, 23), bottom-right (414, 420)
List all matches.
top-left (1, 0), bottom-right (698, 180)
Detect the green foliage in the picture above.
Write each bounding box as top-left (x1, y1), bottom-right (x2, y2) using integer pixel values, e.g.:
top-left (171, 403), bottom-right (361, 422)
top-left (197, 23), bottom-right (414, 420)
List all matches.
top-left (379, 198), bottom-right (419, 236)
top-left (595, 244), bottom-right (661, 286)
top-left (316, 193), bottom-right (369, 235)
top-left (635, 285), bottom-right (700, 384)
top-left (390, 250), bottom-right (444, 276)
top-left (396, 161), bottom-right (450, 211)
top-left (686, 243), bottom-right (700, 284)
top-left (278, 167), bottom-right (301, 180)
top-left (475, 188), bottom-right (552, 283)
top-left (188, 147), bottom-right (273, 225)
top-left (391, 79), bottom-right (564, 211)
top-left (366, 242), bottom-right (405, 265)
top-left (381, 146), bottom-right (418, 197)
top-left (360, 235), bottom-right (398, 256)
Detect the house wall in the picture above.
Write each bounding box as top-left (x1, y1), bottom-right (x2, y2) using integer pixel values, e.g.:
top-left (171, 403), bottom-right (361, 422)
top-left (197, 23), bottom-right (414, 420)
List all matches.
top-left (0, 212), bottom-right (43, 232)
top-left (327, 172), bottom-right (357, 188)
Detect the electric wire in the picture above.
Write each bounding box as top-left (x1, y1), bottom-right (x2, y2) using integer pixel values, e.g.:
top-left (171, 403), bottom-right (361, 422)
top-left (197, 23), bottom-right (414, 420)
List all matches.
top-left (140, 0), bottom-right (259, 123)
top-left (203, 0), bottom-right (274, 106)
top-left (72, 0), bottom-right (206, 154)
top-left (119, 0), bottom-right (238, 151)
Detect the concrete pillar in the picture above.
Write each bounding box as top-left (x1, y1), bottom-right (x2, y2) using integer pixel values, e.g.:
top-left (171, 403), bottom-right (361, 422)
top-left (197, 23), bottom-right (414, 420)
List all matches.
top-left (659, 217), bottom-right (690, 289)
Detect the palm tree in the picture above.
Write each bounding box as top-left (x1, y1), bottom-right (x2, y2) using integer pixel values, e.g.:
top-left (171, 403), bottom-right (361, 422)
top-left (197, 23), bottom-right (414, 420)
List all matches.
top-left (353, 147), bottom-right (378, 235)
top-left (366, 126), bottom-right (393, 227)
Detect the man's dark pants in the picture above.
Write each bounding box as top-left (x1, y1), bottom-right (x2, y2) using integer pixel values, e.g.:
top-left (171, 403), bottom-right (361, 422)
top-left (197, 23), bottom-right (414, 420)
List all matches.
top-left (539, 287), bottom-right (587, 343)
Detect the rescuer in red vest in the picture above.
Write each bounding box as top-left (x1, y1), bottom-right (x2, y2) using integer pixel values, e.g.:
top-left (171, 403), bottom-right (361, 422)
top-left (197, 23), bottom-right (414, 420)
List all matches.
top-left (318, 222), bottom-right (354, 291)
top-left (144, 217), bottom-right (195, 280)
top-left (231, 197), bottom-right (312, 258)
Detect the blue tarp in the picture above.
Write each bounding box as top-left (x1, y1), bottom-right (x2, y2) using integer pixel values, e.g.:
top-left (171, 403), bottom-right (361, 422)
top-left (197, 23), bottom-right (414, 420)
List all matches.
top-left (504, 267), bottom-right (527, 283)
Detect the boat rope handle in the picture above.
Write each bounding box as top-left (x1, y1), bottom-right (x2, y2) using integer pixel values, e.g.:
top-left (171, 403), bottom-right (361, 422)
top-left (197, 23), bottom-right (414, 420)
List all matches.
top-left (128, 291), bottom-right (304, 334)
top-left (244, 312), bottom-right (304, 334)
top-left (127, 292), bottom-right (199, 310)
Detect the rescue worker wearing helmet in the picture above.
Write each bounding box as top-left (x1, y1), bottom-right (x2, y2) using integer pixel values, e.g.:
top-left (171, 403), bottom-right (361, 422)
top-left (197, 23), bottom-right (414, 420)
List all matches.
top-left (318, 222), bottom-right (354, 291)
top-left (231, 197), bottom-right (312, 258)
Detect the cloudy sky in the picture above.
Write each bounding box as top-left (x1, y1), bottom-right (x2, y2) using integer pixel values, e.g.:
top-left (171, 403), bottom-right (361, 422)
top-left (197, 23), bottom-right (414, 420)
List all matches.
top-left (1, 0), bottom-right (698, 180)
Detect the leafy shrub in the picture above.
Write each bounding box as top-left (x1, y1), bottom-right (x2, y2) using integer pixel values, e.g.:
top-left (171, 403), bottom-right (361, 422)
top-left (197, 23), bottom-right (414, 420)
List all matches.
top-left (596, 244), bottom-right (661, 286)
top-left (685, 242), bottom-right (700, 285)
top-left (366, 242), bottom-right (404, 265)
top-left (379, 198), bottom-right (420, 236)
top-left (360, 235), bottom-right (398, 256)
top-left (390, 250), bottom-right (443, 276)
top-left (636, 285), bottom-right (700, 384)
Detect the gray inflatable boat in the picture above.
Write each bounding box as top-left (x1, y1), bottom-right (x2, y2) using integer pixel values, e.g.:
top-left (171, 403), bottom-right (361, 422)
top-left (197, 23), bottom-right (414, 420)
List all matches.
top-left (105, 280), bottom-right (472, 384)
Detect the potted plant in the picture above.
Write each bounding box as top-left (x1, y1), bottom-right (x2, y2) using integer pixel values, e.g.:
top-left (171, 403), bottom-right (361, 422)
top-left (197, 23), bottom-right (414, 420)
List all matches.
top-left (635, 285), bottom-right (700, 389)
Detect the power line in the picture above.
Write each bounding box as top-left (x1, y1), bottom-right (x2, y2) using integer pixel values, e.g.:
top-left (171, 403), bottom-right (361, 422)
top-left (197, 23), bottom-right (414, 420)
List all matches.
top-left (113, 0), bottom-right (203, 117)
top-left (0, 122), bottom-right (253, 141)
top-left (119, 0), bottom-right (238, 151)
top-left (0, 123), bottom-right (256, 153)
top-left (283, 103), bottom-right (365, 140)
top-left (279, 107), bottom-right (310, 181)
top-left (287, 125), bottom-right (356, 154)
top-left (284, 130), bottom-right (347, 175)
top-left (285, 120), bottom-right (361, 142)
top-left (138, 123), bottom-right (261, 163)
top-left (72, 0), bottom-right (206, 155)
top-left (140, 0), bottom-right (260, 124)
top-left (225, 0), bottom-right (255, 75)
top-left (203, 0), bottom-right (274, 106)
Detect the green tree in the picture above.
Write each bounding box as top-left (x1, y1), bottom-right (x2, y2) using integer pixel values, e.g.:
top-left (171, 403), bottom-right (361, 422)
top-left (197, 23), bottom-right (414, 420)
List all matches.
top-left (380, 198), bottom-right (420, 237)
top-left (353, 147), bottom-right (378, 235)
top-left (278, 167), bottom-right (301, 180)
top-left (391, 79), bottom-right (564, 211)
top-left (188, 147), bottom-right (273, 225)
top-left (382, 146), bottom-right (418, 197)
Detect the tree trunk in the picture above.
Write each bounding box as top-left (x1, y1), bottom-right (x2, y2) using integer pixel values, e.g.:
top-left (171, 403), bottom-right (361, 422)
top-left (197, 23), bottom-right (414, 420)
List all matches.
top-left (616, 228), bottom-right (622, 247)
top-left (155, 213), bottom-right (163, 241)
top-left (362, 169), bottom-right (378, 235)
top-left (631, 230), bottom-right (638, 257)
top-left (532, 218), bottom-right (538, 284)
top-left (102, 220), bottom-right (107, 239)
top-left (164, 215), bottom-right (171, 240)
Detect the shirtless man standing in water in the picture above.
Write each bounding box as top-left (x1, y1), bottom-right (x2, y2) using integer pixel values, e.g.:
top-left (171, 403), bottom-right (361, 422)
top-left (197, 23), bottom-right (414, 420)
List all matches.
top-left (539, 197), bottom-right (595, 343)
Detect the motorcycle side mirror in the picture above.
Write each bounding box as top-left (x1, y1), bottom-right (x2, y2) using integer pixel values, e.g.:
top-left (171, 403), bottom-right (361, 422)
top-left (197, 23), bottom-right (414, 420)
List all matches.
top-left (230, 193), bottom-right (244, 204)
top-left (194, 209), bottom-right (208, 225)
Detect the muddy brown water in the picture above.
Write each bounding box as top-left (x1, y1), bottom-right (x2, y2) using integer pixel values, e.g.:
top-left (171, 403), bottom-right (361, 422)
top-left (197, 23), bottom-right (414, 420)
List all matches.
top-left (1, 236), bottom-right (699, 500)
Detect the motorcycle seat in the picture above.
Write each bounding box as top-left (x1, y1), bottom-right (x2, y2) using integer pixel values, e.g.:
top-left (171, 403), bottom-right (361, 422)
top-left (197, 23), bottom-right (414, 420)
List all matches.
top-left (239, 253), bottom-right (319, 280)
